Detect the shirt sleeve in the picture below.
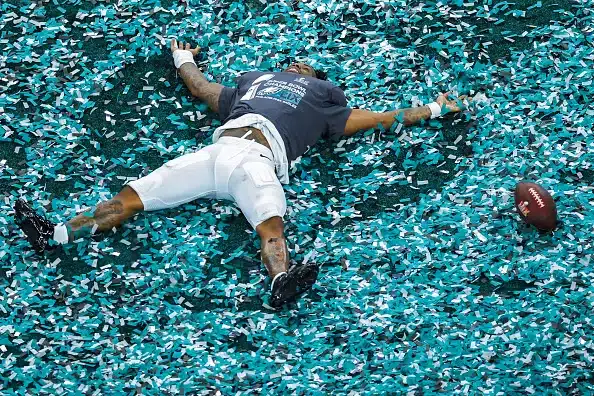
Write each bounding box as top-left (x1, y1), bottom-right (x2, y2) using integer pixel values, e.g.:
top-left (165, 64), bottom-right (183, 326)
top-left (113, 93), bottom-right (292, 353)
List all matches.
top-left (324, 86), bottom-right (352, 140)
top-left (217, 72), bottom-right (262, 121)
top-left (329, 86), bottom-right (348, 107)
top-left (217, 86), bottom-right (238, 121)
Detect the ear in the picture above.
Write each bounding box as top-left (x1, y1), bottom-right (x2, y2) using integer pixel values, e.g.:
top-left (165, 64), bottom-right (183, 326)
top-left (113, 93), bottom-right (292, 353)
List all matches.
top-left (315, 69), bottom-right (328, 80)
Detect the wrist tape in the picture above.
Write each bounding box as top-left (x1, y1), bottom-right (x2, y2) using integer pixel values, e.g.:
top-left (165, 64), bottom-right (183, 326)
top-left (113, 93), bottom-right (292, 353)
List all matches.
top-left (173, 50), bottom-right (196, 69)
top-left (427, 102), bottom-right (443, 119)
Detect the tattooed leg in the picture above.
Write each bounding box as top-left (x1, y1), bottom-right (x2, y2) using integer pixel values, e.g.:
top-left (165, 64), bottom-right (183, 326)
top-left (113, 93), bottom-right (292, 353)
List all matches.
top-left (257, 216), bottom-right (319, 308)
top-left (261, 237), bottom-right (290, 278)
top-left (66, 186), bottom-right (144, 241)
top-left (257, 217), bottom-right (289, 278)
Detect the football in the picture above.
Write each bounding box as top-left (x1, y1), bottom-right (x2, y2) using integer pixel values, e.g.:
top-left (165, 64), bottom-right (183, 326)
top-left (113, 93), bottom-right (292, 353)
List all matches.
top-left (514, 182), bottom-right (557, 232)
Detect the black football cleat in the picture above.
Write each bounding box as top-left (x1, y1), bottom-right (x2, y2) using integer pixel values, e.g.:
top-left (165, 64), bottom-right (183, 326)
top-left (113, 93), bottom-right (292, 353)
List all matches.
top-left (270, 262), bottom-right (320, 308)
top-left (14, 199), bottom-right (56, 254)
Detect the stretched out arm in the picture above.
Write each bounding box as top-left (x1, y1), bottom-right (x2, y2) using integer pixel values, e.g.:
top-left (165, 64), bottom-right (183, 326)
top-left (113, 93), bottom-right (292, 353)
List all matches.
top-left (343, 93), bottom-right (468, 137)
top-left (171, 39), bottom-right (224, 113)
top-left (344, 106), bottom-right (431, 136)
top-left (178, 63), bottom-right (224, 113)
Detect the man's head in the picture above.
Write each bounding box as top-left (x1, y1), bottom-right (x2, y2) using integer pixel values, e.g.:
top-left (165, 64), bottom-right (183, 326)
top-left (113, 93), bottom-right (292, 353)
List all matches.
top-left (284, 62), bottom-right (328, 80)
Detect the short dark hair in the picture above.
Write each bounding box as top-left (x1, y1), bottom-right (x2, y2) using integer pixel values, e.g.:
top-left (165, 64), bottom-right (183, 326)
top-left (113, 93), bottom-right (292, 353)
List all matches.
top-left (314, 68), bottom-right (328, 80)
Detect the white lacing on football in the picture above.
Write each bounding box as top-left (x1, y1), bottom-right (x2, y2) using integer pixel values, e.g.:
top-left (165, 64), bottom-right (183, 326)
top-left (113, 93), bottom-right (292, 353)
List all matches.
top-left (528, 188), bottom-right (545, 208)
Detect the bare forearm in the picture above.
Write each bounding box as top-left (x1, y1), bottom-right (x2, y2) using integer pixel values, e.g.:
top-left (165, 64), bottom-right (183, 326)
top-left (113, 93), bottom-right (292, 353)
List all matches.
top-left (381, 106), bottom-right (432, 128)
top-left (344, 106), bottom-right (432, 136)
top-left (179, 63), bottom-right (209, 96)
top-left (178, 63), bottom-right (222, 112)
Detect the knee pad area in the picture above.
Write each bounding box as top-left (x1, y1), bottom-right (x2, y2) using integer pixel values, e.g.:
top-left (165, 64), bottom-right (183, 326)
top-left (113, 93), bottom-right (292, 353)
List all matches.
top-left (237, 161), bottom-right (286, 227)
top-left (242, 161), bottom-right (278, 188)
top-left (254, 198), bottom-right (285, 224)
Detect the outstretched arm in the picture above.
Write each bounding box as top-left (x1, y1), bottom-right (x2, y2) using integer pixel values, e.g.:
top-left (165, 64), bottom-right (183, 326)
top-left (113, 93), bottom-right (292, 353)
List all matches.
top-left (171, 39), bottom-right (224, 113)
top-left (344, 107), bottom-right (431, 136)
top-left (343, 93), bottom-right (467, 137)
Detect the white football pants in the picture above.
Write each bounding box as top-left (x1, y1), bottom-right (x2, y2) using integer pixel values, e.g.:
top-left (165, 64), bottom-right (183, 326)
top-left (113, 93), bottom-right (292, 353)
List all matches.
top-left (128, 137), bottom-right (286, 229)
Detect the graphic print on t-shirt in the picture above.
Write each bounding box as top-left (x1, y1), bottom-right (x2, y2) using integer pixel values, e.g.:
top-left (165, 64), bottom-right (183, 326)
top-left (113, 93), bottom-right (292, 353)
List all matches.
top-left (240, 74), bottom-right (307, 109)
top-left (240, 74), bottom-right (275, 101)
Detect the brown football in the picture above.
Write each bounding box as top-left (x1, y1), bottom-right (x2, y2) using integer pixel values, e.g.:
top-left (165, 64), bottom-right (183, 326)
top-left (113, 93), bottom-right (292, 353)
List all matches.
top-left (514, 182), bottom-right (557, 231)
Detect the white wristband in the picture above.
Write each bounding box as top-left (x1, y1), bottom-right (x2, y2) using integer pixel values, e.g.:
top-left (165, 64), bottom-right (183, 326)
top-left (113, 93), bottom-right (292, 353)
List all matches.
top-left (173, 50), bottom-right (197, 69)
top-left (427, 102), bottom-right (443, 119)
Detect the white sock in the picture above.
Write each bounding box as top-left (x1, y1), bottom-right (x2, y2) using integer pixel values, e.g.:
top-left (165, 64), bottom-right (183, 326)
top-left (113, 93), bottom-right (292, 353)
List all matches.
top-left (52, 224), bottom-right (69, 244)
top-left (270, 272), bottom-right (287, 290)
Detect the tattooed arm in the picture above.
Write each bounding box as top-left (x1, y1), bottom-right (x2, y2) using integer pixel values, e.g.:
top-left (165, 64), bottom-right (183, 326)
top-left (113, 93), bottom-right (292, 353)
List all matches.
top-left (344, 107), bottom-right (432, 136)
top-left (343, 93), bottom-right (467, 137)
top-left (178, 63), bottom-right (224, 113)
top-left (171, 39), bottom-right (224, 113)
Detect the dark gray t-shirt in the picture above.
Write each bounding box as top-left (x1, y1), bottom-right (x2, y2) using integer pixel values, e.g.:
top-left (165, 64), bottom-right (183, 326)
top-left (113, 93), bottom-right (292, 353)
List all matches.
top-left (218, 71), bottom-right (352, 161)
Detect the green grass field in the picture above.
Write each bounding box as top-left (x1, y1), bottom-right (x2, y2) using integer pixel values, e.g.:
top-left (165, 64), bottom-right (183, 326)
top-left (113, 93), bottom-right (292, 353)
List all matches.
top-left (1, 0), bottom-right (594, 394)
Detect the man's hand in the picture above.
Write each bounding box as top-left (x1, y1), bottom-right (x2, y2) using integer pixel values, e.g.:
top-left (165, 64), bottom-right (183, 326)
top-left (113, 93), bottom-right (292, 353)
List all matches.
top-left (170, 39), bottom-right (200, 56)
top-left (169, 38), bottom-right (223, 113)
top-left (435, 92), bottom-right (468, 114)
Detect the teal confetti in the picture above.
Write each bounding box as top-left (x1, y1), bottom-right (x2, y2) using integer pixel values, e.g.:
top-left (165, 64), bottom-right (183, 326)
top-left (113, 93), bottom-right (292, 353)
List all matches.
top-left (1, 0), bottom-right (594, 394)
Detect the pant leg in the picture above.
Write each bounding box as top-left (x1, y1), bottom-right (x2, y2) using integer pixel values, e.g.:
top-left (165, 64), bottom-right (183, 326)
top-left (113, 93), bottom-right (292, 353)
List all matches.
top-left (127, 137), bottom-right (286, 228)
top-left (227, 144), bottom-right (287, 229)
top-left (127, 146), bottom-right (219, 211)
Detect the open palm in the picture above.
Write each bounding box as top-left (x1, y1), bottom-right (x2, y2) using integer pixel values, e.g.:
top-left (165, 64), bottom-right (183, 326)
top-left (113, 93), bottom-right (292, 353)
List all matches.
top-left (436, 93), bottom-right (468, 113)
top-left (170, 39), bottom-right (200, 56)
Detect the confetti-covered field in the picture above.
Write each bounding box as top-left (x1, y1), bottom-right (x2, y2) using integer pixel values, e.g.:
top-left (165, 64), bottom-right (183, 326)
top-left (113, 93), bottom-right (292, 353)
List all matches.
top-left (2, 0), bottom-right (594, 394)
